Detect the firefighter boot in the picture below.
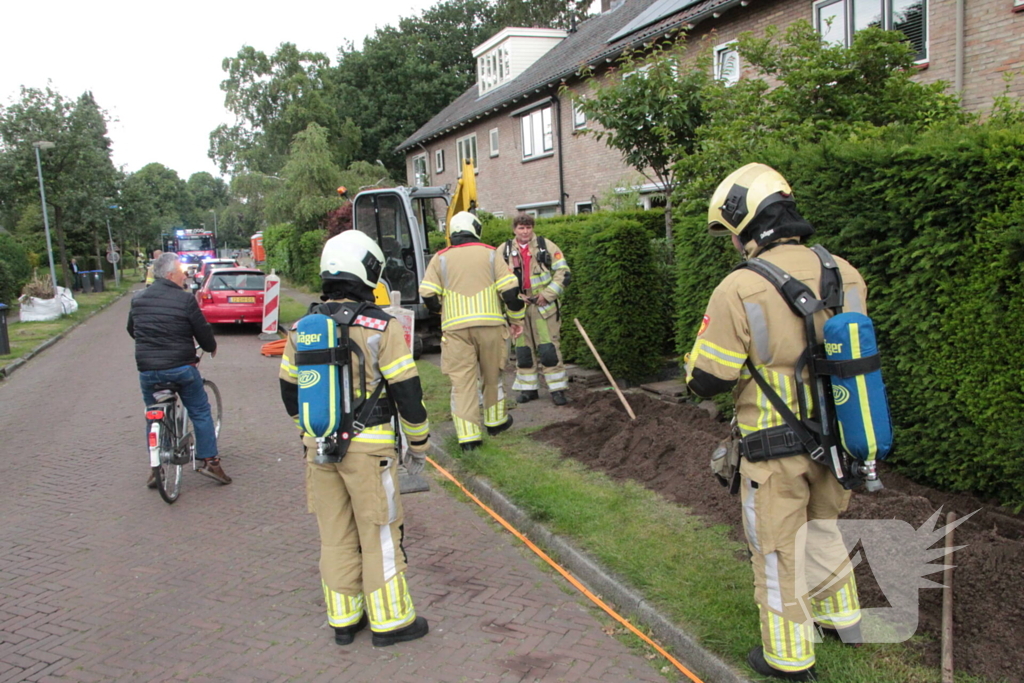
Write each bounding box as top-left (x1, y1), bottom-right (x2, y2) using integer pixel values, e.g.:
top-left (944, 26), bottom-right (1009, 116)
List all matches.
top-left (334, 612), bottom-right (368, 646)
top-left (372, 616), bottom-right (429, 647)
top-left (820, 622), bottom-right (863, 647)
top-left (516, 390), bottom-right (539, 403)
top-left (747, 648), bottom-right (816, 681)
top-left (551, 391), bottom-right (567, 406)
top-left (487, 415), bottom-right (513, 437)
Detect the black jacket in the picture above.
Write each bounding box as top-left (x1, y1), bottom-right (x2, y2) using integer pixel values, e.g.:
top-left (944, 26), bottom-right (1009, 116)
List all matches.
top-left (127, 278), bottom-right (217, 371)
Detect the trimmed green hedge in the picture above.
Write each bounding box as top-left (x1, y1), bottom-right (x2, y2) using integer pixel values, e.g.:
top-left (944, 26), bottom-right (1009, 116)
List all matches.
top-left (674, 122), bottom-right (1024, 507)
top-left (263, 223), bottom-right (326, 291)
top-left (0, 234), bottom-right (31, 305)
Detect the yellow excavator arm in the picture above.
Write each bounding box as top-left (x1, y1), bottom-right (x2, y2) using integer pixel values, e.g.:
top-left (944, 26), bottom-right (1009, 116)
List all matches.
top-left (444, 159), bottom-right (477, 246)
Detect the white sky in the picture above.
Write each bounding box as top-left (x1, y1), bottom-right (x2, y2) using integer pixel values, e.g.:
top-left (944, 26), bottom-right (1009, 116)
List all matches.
top-left (0, 0), bottom-right (444, 181)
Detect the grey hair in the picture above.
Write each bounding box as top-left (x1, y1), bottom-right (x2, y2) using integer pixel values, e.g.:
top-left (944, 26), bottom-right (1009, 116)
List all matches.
top-left (152, 253), bottom-right (181, 279)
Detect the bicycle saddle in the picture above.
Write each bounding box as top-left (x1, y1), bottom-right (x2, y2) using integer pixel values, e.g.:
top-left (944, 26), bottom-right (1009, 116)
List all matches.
top-left (150, 383), bottom-right (180, 402)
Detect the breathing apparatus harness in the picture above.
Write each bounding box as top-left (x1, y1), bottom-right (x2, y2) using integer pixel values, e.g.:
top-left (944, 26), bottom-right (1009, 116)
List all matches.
top-left (735, 245), bottom-right (891, 491)
top-left (292, 301), bottom-right (395, 465)
top-left (503, 236), bottom-right (564, 319)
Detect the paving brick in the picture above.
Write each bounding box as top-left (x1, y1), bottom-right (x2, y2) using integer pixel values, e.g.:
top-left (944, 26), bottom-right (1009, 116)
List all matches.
top-left (0, 294), bottom-right (668, 682)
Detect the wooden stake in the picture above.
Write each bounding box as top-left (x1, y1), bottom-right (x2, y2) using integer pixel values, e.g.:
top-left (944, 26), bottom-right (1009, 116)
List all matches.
top-left (941, 511), bottom-right (957, 683)
top-left (574, 318), bottom-right (636, 420)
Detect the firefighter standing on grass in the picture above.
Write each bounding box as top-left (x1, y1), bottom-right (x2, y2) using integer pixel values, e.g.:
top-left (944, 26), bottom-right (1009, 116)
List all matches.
top-left (685, 164), bottom-right (866, 681)
top-left (278, 231), bottom-right (431, 648)
top-left (419, 211), bottom-right (525, 451)
top-left (502, 213), bottom-right (572, 406)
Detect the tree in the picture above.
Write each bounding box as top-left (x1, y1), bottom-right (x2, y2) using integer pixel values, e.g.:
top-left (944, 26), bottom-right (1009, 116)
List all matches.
top-left (266, 122), bottom-right (344, 232)
top-left (211, 43), bottom-right (361, 175)
top-left (119, 163), bottom-right (191, 253)
top-left (492, 0), bottom-right (591, 30)
top-left (0, 87), bottom-right (119, 288)
top-left (572, 42), bottom-right (709, 242)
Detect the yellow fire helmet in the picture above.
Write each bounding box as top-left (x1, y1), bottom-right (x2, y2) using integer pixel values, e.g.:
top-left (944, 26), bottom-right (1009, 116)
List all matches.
top-left (707, 163), bottom-right (794, 237)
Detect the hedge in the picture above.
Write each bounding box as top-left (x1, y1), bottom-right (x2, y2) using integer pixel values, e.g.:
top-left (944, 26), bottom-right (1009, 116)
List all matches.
top-left (263, 223), bottom-right (326, 291)
top-left (0, 234), bottom-right (32, 305)
top-left (673, 121), bottom-right (1024, 508)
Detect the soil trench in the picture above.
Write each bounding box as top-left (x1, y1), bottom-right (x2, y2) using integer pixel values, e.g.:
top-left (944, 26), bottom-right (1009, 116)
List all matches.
top-left (534, 386), bottom-right (1024, 683)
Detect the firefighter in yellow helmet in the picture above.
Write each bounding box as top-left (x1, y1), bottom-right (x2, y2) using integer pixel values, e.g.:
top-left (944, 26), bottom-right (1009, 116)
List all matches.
top-left (419, 212), bottom-right (525, 450)
top-left (686, 163), bottom-right (868, 681)
top-left (279, 230), bottom-right (430, 648)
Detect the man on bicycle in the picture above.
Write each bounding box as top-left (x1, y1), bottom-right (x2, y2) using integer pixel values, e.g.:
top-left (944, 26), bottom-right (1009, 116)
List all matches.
top-left (128, 252), bottom-right (230, 487)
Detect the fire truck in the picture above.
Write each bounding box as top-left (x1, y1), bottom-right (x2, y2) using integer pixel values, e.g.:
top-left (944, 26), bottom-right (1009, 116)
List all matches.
top-left (163, 228), bottom-right (216, 276)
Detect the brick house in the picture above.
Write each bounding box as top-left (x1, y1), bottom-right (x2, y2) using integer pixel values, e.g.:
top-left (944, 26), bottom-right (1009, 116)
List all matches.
top-left (397, 0), bottom-right (1024, 219)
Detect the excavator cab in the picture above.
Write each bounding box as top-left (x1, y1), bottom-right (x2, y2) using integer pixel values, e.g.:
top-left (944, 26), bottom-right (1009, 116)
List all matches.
top-left (352, 185), bottom-right (449, 357)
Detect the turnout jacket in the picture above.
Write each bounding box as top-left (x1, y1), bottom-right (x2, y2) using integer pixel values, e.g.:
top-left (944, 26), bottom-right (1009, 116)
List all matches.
top-left (127, 277), bottom-right (217, 372)
top-left (504, 236), bottom-right (570, 320)
top-left (278, 299), bottom-right (430, 456)
top-left (419, 242), bottom-right (524, 331)
top-left (685, 239), bottom-right (867, 437)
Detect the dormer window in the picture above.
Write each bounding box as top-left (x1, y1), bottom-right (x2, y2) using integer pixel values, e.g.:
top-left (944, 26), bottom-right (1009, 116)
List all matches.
top-left (478, 45), bottom-right (512, 95)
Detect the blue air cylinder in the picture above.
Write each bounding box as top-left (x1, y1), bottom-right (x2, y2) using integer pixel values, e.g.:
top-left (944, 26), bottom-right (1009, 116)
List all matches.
top-left (296, 314), bottom-right (340, 438)
top-left (823, 312), bottom-right (894, 462)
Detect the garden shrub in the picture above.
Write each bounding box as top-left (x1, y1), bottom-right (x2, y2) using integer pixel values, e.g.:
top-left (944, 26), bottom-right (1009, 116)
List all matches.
top-left (0, 234), bottom-right (31, 305)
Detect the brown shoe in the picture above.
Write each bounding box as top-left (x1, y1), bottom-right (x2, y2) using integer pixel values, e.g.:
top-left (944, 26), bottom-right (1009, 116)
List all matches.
top-left (197, 458), bottom-right (232, 484)
top-left (147, 471), bottom-right (158, 489)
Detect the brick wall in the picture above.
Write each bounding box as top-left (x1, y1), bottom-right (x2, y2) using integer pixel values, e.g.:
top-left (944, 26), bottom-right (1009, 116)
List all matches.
top-left (406, 0), bottom-right (1024, 213)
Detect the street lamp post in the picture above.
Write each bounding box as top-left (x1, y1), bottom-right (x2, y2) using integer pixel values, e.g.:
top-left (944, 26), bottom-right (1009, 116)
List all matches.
top-left (32, 141), bottom-right (59, 294)
top-left (210, 209), bottom-right (218, 241)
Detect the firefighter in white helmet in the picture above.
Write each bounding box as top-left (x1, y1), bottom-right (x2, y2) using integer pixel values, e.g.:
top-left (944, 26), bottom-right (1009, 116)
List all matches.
top-left (419, 212), bottom-right (525, 450)
top-left (686, 163), bottom-right (868, 680)
top-left (279, 230), bottom-right (430, 648)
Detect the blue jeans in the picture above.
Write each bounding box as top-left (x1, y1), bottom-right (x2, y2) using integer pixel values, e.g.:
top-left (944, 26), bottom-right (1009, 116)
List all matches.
top-left (140, 365), bottom-right (218, 460)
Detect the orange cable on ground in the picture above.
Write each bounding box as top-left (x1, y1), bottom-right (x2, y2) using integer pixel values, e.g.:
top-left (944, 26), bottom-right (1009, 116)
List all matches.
top-left (260, 338), bottom-right (286, 356)
top-left (426, 455), bottom-right (705, 683)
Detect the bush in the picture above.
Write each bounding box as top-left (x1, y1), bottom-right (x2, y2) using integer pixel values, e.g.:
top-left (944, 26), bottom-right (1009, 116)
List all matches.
top-left (559, 216), bottom-right (667, 383)
top-left (673, 121), bottom-right (1024, 508)
top-left (0, 234), bottom-right (31, 305)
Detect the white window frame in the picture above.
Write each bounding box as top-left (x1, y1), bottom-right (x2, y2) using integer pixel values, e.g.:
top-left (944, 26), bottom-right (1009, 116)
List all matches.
top-left (520, 106), bottom-right (554, 161)
top-left (456, 134), bottom-right (478, 177)
top-left (435, 149), bottom-right (444, 174)
top-left (574, 201), bottom-right (593, 214)
top-left (411, 153), bottom-right (428, 187)
top-left (572, 101), bottom-right (587, 130)
top-left (477, 45), bottom-right (512, 95)
top-left (813, 0), bottom-right (929, 63)
top-left (489, 128), bottom-right (500, 157)
top-left (713, 42), bottom-right (741, 86)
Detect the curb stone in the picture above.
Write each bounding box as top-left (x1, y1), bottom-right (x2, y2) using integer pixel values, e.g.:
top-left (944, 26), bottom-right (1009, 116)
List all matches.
top-left (0, 288), bottom-right (132, 381)
top-left (426, 439), bottom-right (752, 683)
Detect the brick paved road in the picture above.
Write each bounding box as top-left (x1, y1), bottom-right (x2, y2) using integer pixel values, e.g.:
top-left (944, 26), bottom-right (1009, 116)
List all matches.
top-left (0, 292), bottom-right (668, 683)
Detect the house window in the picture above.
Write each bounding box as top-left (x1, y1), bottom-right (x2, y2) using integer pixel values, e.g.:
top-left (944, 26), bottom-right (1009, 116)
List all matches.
top-left (477, 45), bottom-right (512, 95)
top-left (573, 102), bottom-right (587, 129)
top-left (435, 149), bottom-right (444, 174)
top-left (714, 42), bottom-right (740, 85)
top-left (456, 134), bottom-right (478, 177)
top-left (489, 128), bottom-right (499, 157)
top-left (521, 106), bottom-right (553, 160)
top-left (575, 201), bottom-right (593, 214)
top-left (412, 154), bottom-right (427, 187)
top-left (814, 0), bottom-right (927, 62)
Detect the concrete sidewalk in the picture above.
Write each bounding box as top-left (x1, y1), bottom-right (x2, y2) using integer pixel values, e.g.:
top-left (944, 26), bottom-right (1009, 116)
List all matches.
top-left (0, 292), bottom-right (672, 683)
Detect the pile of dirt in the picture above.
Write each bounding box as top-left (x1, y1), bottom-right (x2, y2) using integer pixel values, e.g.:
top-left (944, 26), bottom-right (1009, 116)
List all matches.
top-left (535, 387), bottom-right (1024, 683)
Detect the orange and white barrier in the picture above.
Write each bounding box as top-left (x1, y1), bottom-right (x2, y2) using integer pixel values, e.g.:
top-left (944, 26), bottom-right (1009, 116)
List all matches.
top-left (260, 270), bottom-right (281, 340)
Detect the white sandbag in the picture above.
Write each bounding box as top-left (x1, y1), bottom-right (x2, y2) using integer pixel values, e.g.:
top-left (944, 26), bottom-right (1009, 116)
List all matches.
top-left (18, 286), bottom-right (78, 322)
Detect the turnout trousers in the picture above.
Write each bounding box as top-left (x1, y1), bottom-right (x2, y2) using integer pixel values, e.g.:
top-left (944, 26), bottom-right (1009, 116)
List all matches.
top-left (307, 445), bottom-right (417, 634)
top-left (511, 306), bottom-right (567, 393)
top-left (739, 454), bottom-right (861, 673)
top-left (441, 325), bottom-right (508, 443)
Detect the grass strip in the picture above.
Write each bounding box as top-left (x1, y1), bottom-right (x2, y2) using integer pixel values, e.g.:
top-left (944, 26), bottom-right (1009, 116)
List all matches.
top-left (1, 280), bottom-right (133, 366)
top-left (416, 362), bottom-right (987, 683)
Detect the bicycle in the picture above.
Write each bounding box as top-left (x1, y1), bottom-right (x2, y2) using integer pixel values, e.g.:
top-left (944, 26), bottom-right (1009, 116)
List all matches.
top-left (146, 358), bottom-right (222, 504)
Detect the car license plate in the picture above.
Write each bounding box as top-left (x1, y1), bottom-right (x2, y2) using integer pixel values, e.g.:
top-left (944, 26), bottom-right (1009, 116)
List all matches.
top-left (229, 296), bottom-right (256, 303)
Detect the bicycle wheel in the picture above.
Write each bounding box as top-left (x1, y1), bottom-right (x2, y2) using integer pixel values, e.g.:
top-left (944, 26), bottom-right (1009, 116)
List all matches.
top-left (155, 406), bottom-right (183, 504)
top-left (204, 379), bottom-right (222, 439)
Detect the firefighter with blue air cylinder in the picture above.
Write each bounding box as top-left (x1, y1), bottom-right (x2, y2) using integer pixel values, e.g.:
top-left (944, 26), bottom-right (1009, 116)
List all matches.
top-left (278, 230), bottom-right (431, 648)
top-left (686, 163), bottom-right (875, 681)
top-left (419, 211), bottom-right (525, 451)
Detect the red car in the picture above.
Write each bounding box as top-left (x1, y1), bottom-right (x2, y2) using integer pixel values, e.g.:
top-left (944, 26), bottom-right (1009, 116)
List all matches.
top-left (196, 268), bottom-right (266, 324)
